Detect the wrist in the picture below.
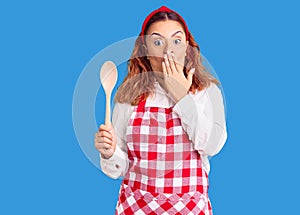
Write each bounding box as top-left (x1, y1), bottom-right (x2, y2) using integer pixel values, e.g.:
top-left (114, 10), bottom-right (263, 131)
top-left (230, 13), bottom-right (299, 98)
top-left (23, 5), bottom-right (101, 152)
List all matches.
top-left (170, 91), bottom-right (187, 103)
top-left (101, 153), bottom-right (112, 159)
top-left (100, 148), bottom-right (115, 159)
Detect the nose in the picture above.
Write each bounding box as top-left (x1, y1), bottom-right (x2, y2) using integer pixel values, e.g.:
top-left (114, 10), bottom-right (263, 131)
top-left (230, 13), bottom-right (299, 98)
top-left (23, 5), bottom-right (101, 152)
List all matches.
top-left (163, 39), bottom-right (172, 54)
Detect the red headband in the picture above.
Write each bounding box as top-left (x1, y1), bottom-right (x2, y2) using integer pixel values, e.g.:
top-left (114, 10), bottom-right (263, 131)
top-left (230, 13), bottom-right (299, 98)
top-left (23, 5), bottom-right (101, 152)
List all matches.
top-left (140, 6), bottom-right (189, 44)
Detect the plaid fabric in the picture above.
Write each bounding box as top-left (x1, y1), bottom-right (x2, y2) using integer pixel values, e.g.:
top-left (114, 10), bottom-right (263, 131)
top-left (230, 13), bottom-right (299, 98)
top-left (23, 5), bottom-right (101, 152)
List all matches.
top-left (116, 98), bottom-right (212, 214)
top-left (116, 184), bottom-right (212, 215)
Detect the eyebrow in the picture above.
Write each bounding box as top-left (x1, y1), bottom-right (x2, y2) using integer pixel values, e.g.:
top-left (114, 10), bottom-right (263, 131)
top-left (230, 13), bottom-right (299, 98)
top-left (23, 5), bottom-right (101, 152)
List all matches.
top-left (150, 30), bottom-right (183, 38)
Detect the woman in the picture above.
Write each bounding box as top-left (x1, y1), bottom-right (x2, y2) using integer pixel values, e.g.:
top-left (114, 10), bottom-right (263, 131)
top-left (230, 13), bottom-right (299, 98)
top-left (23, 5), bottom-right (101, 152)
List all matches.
top-left (95, 6), bottom-right (227, 214)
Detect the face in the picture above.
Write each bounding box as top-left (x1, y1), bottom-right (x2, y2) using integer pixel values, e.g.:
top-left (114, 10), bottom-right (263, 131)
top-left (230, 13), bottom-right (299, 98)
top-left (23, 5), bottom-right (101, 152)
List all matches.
top-left (145, 20), bottom-right (188, 72)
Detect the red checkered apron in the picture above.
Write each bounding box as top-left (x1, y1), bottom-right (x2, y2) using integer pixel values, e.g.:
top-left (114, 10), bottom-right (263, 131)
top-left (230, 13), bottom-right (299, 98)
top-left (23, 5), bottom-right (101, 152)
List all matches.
top-left (115, 96), bottom-right (212, 215)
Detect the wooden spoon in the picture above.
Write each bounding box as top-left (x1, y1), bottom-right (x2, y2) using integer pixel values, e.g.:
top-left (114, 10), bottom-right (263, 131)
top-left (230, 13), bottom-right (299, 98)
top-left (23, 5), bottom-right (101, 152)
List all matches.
top-left (100, 61), bottom-right (118, 125)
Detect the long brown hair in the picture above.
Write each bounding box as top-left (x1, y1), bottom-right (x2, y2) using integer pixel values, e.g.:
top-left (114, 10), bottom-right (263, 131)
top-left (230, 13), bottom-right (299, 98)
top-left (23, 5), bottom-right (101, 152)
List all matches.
top-left (114, 11), bottom-right (219, 105)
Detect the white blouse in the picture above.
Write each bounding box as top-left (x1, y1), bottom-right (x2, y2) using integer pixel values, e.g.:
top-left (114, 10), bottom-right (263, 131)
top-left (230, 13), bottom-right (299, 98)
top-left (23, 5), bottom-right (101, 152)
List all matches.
top-left (100, 81), bottom-right (227, 179)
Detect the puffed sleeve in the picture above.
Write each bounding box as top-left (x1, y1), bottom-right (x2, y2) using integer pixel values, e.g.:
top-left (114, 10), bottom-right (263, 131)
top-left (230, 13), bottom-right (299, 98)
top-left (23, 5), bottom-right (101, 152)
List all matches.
top-left (173, 83), bottom-right (227, 157)
top-left (100, 102), bottom-right (131, 179)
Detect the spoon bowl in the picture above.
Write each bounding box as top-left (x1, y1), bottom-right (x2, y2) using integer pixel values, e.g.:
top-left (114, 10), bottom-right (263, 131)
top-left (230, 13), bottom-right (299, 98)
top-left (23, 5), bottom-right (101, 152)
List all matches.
top-left (100, 61), bottom-right (118, 125)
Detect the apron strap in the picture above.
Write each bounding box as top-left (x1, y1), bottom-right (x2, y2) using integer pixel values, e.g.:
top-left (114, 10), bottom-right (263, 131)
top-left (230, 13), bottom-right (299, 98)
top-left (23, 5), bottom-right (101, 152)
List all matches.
top-left (136, 94), bottom-right (146, 111)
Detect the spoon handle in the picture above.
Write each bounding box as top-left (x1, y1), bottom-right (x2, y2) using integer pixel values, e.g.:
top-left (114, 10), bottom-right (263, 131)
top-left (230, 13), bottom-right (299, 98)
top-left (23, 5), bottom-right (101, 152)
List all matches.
top-left (105, 92), bottom-right (111, 125)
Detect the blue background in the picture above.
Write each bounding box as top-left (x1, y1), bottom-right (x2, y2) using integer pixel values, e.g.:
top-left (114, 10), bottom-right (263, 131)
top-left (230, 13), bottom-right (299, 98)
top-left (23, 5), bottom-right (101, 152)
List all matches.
top-left (1, 0), bottom-right (299, 214)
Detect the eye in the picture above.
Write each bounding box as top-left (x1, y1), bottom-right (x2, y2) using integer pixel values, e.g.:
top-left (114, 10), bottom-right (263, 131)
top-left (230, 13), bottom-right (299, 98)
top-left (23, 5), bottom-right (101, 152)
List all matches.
top-left (154, 39), bottom-right (164, 46)
top-left (174, 39), bottom-right (181, 45)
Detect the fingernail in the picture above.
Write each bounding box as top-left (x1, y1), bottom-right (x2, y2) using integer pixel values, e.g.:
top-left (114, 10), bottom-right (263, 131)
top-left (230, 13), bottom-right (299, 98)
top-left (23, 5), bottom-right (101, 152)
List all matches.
top-left (190, 68), bottom-right (195, 74)
top-left (167, 50), bottom-right (171, 55)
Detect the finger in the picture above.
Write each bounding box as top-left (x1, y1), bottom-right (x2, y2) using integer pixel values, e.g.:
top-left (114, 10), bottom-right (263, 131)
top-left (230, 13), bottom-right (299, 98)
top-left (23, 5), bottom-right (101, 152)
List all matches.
top-left (99, 124), bottom-right (115, 140)
top-left (95, 141), bottom-right (111, 148)
top-left (100, 142), bottom-right (112, 149)
top-left (171, 52), bottom-right (184, 73)
top-left (96, 136), bottom-right (113, 145)
top-left (164, 54), bottom-right (172, 75)
top-left (96, 134), bottom-right (112, 145)
top-left (187, 68), bottom-right (195, 85)
top-left (98, 130), bottom-right (113, 140)
top-left (100, 123), bottom-right (113, 131)
top-left (169, 52), bottom-right (179, 72)
top-left (162, 61), bottom-right (168, 78)
top-left (99, 124), bottom-right (109, 132)
top-left (167, 50), bottom-right (177, 74)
